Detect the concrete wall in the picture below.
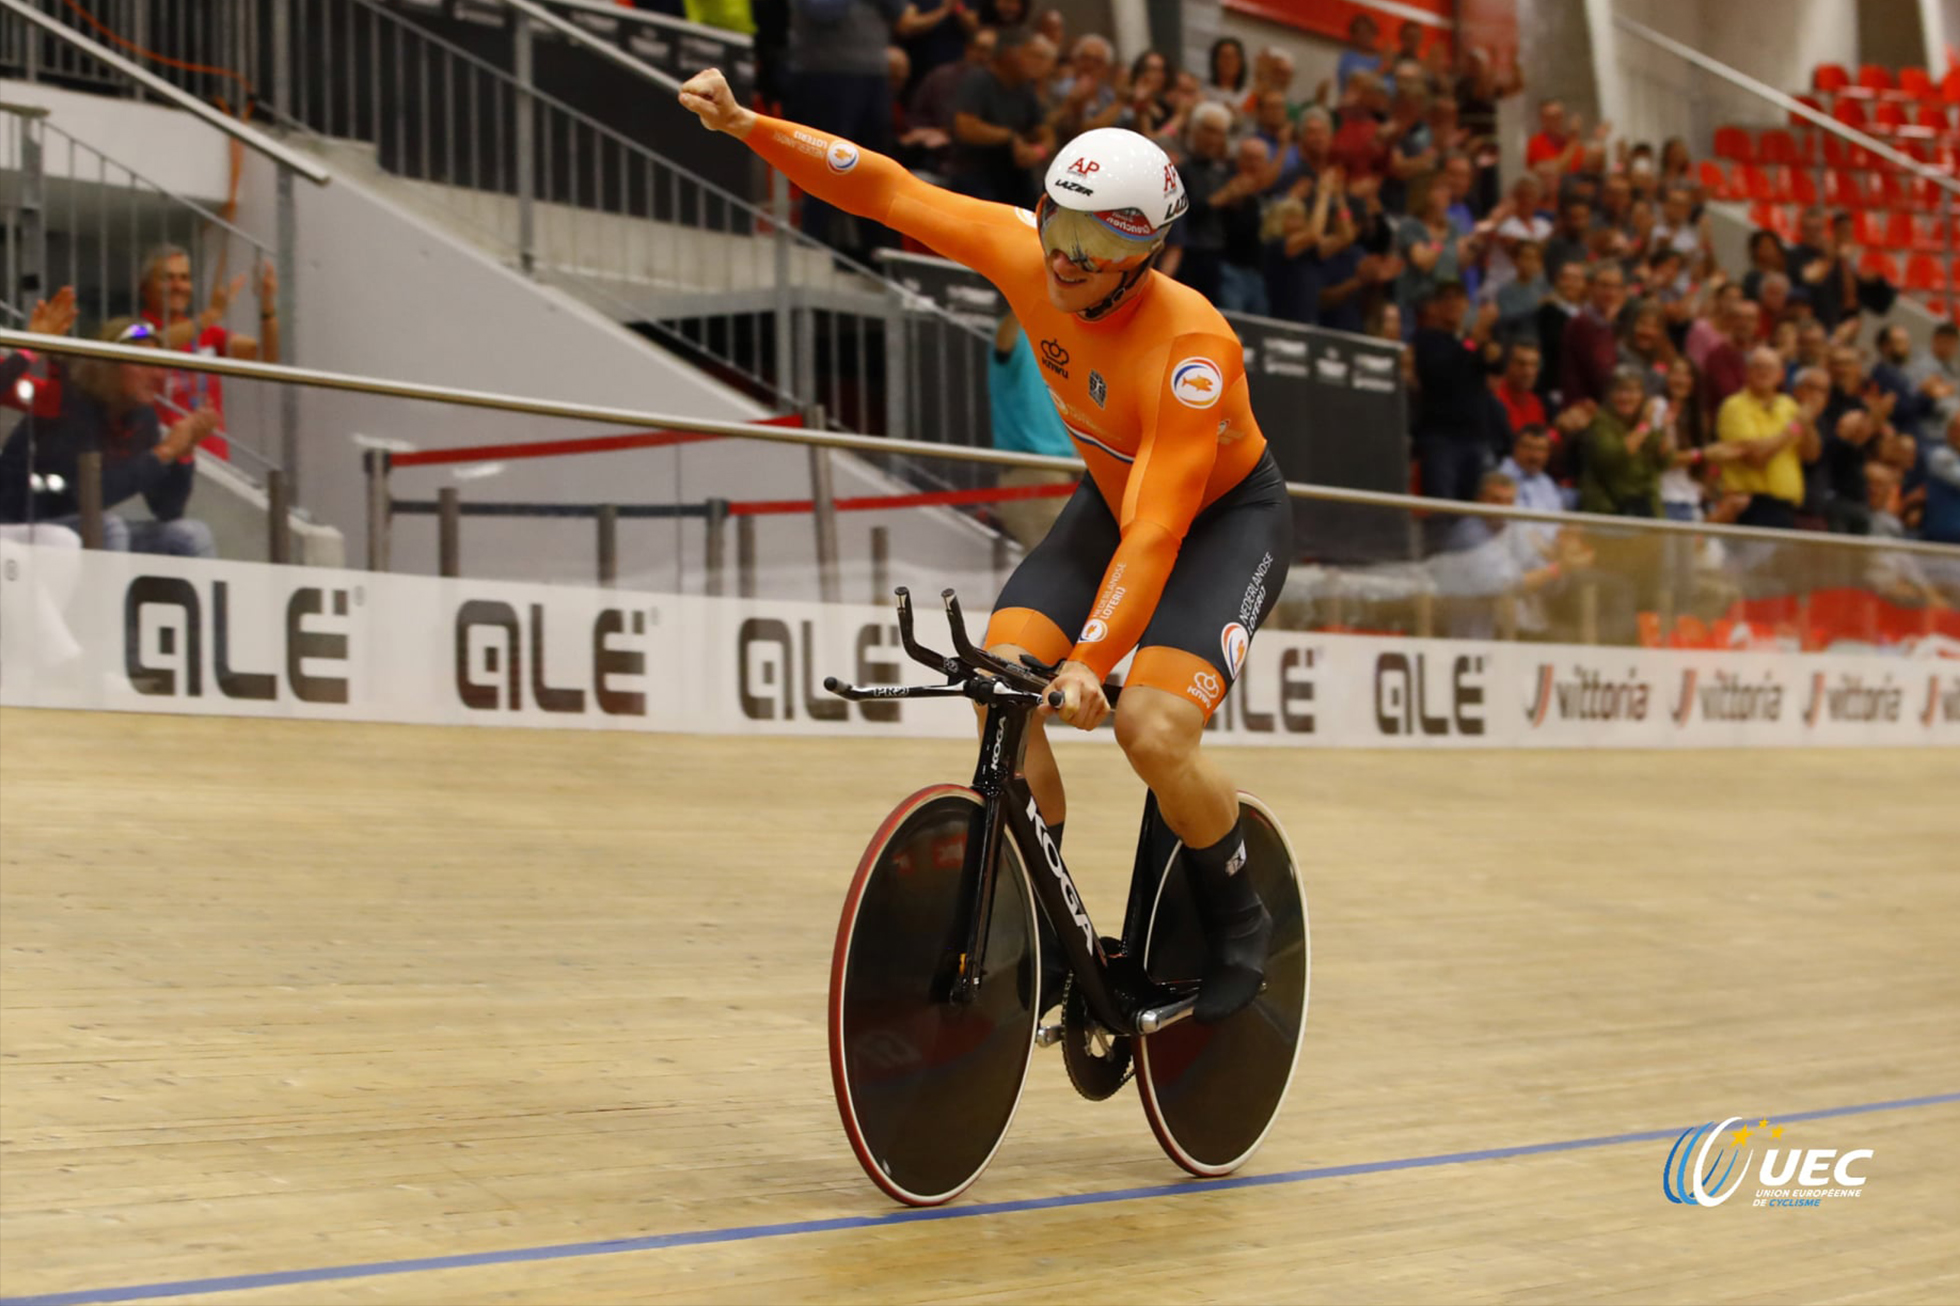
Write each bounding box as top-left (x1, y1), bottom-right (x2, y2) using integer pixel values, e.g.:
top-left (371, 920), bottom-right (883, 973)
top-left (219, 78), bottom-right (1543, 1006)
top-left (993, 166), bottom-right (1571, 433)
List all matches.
top-left (0, 80), bottom-right (232, 205)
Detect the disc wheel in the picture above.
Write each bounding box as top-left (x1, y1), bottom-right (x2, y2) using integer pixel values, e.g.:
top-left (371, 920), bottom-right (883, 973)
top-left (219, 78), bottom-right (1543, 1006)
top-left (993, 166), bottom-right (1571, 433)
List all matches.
top-left (1134, 793), bottom-right (1308, 1176)
top-left (828, 786), bottom-right (1040, 1206)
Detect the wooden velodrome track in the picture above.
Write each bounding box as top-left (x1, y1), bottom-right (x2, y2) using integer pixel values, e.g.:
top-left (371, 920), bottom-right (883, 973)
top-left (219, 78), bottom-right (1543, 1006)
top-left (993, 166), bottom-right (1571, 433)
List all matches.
top-left (1, 707), bottom-right (1955, 1304)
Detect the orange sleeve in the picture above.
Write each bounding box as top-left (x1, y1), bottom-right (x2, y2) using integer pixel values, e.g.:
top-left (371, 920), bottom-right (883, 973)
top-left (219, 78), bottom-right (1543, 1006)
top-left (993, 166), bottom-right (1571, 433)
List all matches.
top-left (744, 114), bottom-right (1035, 285)
top-left (1065, 334), bottom-right (1238, 682)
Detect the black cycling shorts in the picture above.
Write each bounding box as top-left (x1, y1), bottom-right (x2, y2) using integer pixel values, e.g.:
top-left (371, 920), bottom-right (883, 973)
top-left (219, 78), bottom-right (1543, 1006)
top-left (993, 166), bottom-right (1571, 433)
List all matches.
top-left (987, 450), bottom-right (1293, 716)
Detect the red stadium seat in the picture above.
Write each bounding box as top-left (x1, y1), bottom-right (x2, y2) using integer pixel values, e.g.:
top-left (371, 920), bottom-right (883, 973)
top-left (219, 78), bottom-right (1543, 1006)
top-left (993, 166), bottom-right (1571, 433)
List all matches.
top-left (1813, 64), bottom-right (1851, 95)
top-left (1832, 99), bottom-right (1869, 131)
top-left (1916, 103), bottom-right (1952, 135)
top-left (1756, 128), bottom-right (1812, 166)
top-left (1713, 125), bottom-right (1753, 163)
top-left (1944, 68), bottom-right (1960, 102)
top-left (1786, 168), bottom-right (1819, 206)
top-left (1789, 94), bottom-right (1826, 130)
top-left (1878, 210), bottom-right (1913, 248)
top-left (1896, 67), bottom-right (1932, 100)
top-left (1736, 163), bottom-right (1775, 201)
top-left (1910, 214), bottom-right (1949, 252)
top-left (1924, 296), bottom-right (1949, 318)
top-left (1854, 64), bottom-right (1894, 97)
top-left (1904, 254), bottom-right (1948, 292)
top-left (1860, 250), bottom-right (1902, 283)
top-left (1821, 130), bottom-right (1870, 170)
top-left (1826, 170), bottom-right (1869, 207)
top-left (1870, 102), bottom-right (1912, 135)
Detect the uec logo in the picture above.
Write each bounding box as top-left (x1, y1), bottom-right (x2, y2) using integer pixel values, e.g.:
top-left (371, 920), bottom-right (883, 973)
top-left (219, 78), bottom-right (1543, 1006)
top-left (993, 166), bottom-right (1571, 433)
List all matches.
top-left (1663, 1117), bottom-right (1872, 1208)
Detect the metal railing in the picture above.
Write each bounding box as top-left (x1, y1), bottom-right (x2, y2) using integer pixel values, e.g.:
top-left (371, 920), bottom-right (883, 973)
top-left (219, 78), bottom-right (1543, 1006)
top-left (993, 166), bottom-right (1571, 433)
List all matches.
top-left (7, 330), bottom-right (1956, 651)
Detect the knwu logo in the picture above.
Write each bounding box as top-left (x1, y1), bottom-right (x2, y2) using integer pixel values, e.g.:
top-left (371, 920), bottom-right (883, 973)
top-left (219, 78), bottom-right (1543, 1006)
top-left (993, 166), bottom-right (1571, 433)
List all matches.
top-left (1664, 1117), bottom-right (1872, 1210)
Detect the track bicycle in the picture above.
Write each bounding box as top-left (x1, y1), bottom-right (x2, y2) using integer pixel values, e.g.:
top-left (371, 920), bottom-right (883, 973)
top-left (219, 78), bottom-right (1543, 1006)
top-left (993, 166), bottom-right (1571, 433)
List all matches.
top-left (823, 588), bottom-right (1309, 1206)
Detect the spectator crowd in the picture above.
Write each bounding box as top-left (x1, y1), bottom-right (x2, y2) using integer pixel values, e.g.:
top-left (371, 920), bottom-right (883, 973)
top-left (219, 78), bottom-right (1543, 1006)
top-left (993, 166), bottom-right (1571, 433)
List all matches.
top-left (751, 1), bottom-right (1958, 553)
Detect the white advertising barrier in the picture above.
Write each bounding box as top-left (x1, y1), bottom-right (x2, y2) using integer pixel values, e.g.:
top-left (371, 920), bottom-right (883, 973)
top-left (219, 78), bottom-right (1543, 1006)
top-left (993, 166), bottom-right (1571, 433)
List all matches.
top-left (1, 546), bottom-right (1956, 747)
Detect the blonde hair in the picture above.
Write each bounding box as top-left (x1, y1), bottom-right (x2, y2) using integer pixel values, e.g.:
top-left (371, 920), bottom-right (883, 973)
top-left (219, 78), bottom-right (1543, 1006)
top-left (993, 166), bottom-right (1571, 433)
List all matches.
top-left (1261, 196), bottom-right (1305, 244)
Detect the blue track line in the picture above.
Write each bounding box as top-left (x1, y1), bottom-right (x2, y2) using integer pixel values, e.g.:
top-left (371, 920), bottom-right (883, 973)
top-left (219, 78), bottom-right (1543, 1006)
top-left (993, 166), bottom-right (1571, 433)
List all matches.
top-left (5, 1090), bottom-right (1955, 1306)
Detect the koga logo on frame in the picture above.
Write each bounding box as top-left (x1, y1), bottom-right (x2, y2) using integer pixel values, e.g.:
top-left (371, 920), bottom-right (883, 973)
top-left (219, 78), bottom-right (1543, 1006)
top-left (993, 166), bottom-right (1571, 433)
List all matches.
top-left (1525, 662), bottom-right (1652, 726)
top-left (123, 575), bottom-right (352, 703)
top-left (1663, 1116), bottom-right (1872, 1210)
top-left (1801, 671), bottom-right (1903, 726)
top-left (1669, 669), bottom-right (1785, 726)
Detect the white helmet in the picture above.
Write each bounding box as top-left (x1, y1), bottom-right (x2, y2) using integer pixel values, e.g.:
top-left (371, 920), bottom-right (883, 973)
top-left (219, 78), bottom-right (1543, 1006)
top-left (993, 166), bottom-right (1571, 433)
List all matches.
top-left (1038, 128), bottom-right (1188, 274)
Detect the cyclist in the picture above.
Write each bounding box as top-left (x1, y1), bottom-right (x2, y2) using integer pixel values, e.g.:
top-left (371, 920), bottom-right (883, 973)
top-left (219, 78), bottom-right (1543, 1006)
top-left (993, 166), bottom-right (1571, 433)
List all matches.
top-left (681, 69), bottom-right (1289, 1024)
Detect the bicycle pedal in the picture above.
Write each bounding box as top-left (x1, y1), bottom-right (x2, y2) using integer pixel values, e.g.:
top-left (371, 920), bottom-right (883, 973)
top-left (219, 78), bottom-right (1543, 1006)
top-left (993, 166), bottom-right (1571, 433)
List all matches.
top-left (1035, 1022), bottom-right (1063, 1048)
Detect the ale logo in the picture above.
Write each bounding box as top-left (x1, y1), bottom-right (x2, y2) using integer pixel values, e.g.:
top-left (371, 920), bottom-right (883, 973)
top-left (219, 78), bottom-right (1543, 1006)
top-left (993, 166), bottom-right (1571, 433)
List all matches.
top-left (1663, 1117), bottom-right (1872, 1209)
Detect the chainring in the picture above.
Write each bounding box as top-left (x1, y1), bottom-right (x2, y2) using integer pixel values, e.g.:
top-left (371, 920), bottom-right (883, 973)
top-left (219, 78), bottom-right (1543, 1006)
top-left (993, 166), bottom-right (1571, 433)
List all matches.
top-left (1060, 974), bottom-right (1133, 1101)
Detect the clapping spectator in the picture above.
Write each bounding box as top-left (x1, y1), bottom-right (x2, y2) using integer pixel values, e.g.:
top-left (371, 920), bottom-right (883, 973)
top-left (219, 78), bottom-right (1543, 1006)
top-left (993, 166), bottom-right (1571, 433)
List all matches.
top-left (1249, 90), bottom-right (1302, 191)
top-left (1542, 196), bottom-right (1591, 281)
top-left (1715, 346), bottom-right (1825, 529)
top-left (1740, 228), bottom-right (1786, 301)
top-left (1116, 48), bottom-right (1171, 136)
top-left (1872, 323), bottom-right (1950, 444)
top-left (1904, 322), bottom-right (1960, 438)
top-left (787, 0), bottom-right (906, 257)
top-left (1332, 12), bottom-right (1383, 99)
top-left (895, 1), bottom-right (976, 97)
top-left (1330, 70), bottom-right (1390, 183)
top-left (1202, 36), bottom-right (1248, 106)
top-left (1580, 367), bottom-right (1671, 517)
top-left (1618, 299), bottom-right (1676, 397)
top-left (1526, 98), bottom-right (1581, 173)
top-left (1493, 240), bottom-right (1547, 346)
top-left (1923, 412), bottom-right (1960, 544)
top-left (947, 25), bottom-right (1053, 205)
top-left (1561, 260), bottom-right (1626, 408)
top-left (1162, 102), bottom-right (1239, 303)
top-left (1396, 180), bottom-right (1473, 326)
top-left (139, 245), bottom-right (281, 462)
top-left (1701, 295), bottom-right (1759, 413)
top-left (1413, 280), bottom-right (1501, 500)
top-left (906, 25), bottom-right (994, 172)
top-left (1043, 34), bottom-right (1121, 145)
top-left (1262, 169), bottom-right (1352, 325)
top-left (0, 292), bottom-right (218, 556)
top-left (1656, 356), bottom-right (1713, 520)
top-left (1536, 258), bottom-right (1587, 404)
top-left (1378, 80), bottom-right (1437, 215)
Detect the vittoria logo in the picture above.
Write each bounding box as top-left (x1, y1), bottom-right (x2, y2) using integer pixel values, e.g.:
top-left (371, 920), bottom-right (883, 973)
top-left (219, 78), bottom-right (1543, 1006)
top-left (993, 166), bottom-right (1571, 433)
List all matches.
top-left (825, 139), bottom-right (860, 173)
top-left (1803, 666), bottom-right (1897, 725)
top-left (1374, 651), bottom-right (1485, 736)
top-left (1525, 663), bottom-right (1652, 726)
top-left (1670, 669), bottom-right (1785, 726)
top-left (1171, 357), bottom-right (1224, 408)
top-left (1039, 337), bottom-right (1071, 379)
top-left (1801, 671), bottom-right (1903, 726)
top-left (1924, 674), bottom-right (1960, 726)
top-left (1066, 156), bottom-right (1101, 177)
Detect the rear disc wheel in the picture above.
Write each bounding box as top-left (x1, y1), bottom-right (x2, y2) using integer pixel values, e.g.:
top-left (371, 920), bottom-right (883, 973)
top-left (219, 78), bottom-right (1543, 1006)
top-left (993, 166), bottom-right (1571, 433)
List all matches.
top-left (828, 786), bottom-right (1039, 1206)
top-left (1134, 793), bottom-right (1309, 1176)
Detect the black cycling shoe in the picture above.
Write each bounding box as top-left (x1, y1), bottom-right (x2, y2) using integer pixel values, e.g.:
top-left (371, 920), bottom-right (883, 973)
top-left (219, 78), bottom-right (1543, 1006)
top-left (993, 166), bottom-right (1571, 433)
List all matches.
top-left (1192, 891), bottom-right (1272, 1025)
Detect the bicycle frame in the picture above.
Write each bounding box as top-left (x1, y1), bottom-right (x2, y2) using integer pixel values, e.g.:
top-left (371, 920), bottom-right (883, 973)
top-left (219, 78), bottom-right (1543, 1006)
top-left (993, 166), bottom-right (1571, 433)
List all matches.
top-left (826, 589), bottom-right (1197, 1040)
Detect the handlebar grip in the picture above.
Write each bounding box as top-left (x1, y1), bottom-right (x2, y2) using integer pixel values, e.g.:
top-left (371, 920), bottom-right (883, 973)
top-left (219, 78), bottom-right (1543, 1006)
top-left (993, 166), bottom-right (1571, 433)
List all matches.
top-left (1047, 690), bottom-right (1064, 709)
top-left (823, 676), bottom-right (842, 693)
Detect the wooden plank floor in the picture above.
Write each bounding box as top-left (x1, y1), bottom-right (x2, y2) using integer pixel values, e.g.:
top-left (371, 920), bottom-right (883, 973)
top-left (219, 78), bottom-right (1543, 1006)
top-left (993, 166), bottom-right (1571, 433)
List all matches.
top-left (1, 708), bottom-right (1955, 1304)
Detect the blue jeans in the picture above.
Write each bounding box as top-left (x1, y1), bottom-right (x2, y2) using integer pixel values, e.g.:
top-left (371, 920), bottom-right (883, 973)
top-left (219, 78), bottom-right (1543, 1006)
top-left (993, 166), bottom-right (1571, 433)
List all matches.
top-left (1217, 263), bottom-right (1269, 316)
top-left (47, 513), bottom-right (216, 557)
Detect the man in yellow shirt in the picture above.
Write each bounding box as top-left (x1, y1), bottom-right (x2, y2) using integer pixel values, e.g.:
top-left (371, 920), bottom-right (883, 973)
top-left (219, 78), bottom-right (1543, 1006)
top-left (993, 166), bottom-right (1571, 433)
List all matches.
top-left (1714, 346), bottom-right (1825, 529)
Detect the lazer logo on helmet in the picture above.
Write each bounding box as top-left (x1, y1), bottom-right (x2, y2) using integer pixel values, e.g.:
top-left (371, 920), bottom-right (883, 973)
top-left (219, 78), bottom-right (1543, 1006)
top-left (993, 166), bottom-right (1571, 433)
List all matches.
top-left (1054, 179), bottom-right (1095, 196)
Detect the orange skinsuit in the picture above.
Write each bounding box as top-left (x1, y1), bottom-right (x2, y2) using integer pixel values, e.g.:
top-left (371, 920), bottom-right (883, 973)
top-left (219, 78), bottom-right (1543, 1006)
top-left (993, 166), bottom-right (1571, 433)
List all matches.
top-left (746, 117), bottom-right (1269, 690)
